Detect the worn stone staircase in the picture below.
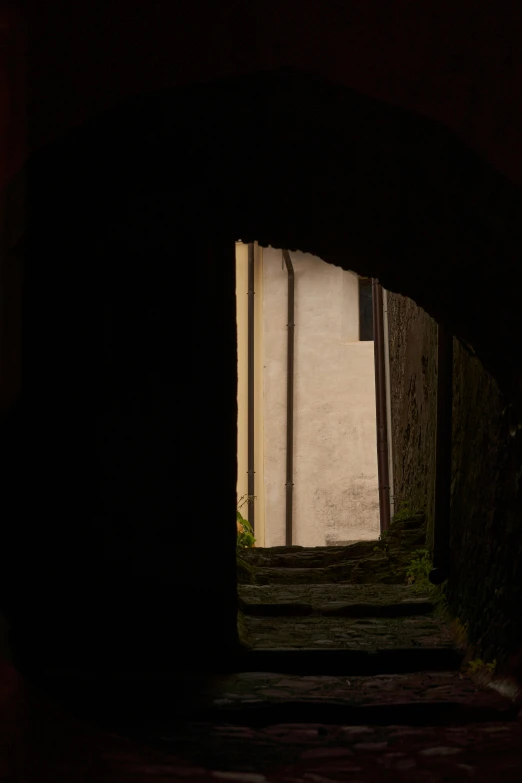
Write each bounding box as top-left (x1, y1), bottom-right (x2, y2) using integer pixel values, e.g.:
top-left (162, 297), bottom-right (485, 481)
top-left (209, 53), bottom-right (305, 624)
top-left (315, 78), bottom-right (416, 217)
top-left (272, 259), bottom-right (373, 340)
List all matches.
top-left (15, 514), bottom-right (520, 781)
top-left (238, 515), bottom-right (427, 587)
top-left (146, 513), bottom-right (519, 779)
top-left (234, 514), bottom-right (462, 676)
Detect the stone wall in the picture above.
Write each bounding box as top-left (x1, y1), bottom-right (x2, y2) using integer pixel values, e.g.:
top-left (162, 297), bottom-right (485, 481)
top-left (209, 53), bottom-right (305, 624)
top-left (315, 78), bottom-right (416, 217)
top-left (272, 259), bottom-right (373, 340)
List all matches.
top-left (387, 293), bottom-right (438, 540)
top-left (448, 341), bottom-right (522, 672)
top-left (388, 293), bottom-right (522, 674)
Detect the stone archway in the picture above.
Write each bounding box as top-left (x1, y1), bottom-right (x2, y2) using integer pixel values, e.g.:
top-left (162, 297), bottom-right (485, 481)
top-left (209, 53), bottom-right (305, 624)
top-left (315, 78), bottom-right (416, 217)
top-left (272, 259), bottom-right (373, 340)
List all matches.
top-left (45, 67), bottom-right (520, 401)
top-left (4, 68), bottom-right (522, 676)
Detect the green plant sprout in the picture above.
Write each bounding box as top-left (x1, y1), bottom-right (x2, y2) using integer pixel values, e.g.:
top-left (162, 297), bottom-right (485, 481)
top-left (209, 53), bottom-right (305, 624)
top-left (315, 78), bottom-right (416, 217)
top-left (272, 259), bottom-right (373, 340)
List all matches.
top-left (237, 494), bottom-right (256, 550)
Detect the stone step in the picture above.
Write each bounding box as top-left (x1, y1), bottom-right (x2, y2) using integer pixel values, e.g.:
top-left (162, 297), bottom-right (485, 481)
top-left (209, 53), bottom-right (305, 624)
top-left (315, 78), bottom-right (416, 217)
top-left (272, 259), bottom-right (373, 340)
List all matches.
top-left (239, 584), bottom-right (435, 617)
top-left (241, 611), bottom-right (453, 652)
top-left (198, 671), bottom-right (519, 726)
top-left (37, 669), bottom-right (513, 722)
top-left (239, 583), bottom-right (433, 602)
top-left (199, 668), bottom-right (517, 726)
top-left (243, 535), bottom-right (426, 571)
top-left (240, 599), bottom-right (435, 617)
top-left (246, 557), bottom-right (412, 585)
top-left (204, 670), bottom-right (516, 713)
top-left (232, 647), bottom-right (464, 675)
top-left (201, 699), bottom-right (518, 727)
top-left (241, 515), bottom-right (427, 571)
top-left (243, 542), bottom-right (378, 569)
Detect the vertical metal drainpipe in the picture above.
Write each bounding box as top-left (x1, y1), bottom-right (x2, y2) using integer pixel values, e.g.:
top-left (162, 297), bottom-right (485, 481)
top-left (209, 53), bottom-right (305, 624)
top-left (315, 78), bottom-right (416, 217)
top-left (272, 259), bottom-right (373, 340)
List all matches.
top-left (430, 324), bottom-right (453, 584)
top-left (282, 250), bottom-right (295, 546)
top-left (247, 243), bottom-right (255, 530)
top-left (372, 279), bottom-right (391, 533)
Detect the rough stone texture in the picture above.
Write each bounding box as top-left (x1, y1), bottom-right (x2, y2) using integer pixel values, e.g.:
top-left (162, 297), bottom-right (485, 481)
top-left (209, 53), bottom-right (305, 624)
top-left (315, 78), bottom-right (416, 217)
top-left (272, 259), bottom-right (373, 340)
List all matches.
top-left (237, 557), bottom-right (257, 586)
top-left (148, 721), bottom-right (522, 782)
top-left (4, 677), bottom-right (522, 783)
top-left (240, 583), bottom-right (432, 608)
top-left (201, 670), bottom-right (514, 713)
top-left (242, 558), bottom-right (412, 586)
top-left (244, 515), bottom-right (426, 560)
top-left (239, 515), bottom-right (427, 587)
top-left (241, 614), bottom-right (455, 651)
top-left (387, 294), bottom-right (522, 678)
top-left (448, 341), bottom-right (522, 675)
top-left (144, 670), bottom-right (521, 778)
top-left (243, 542), bottom-right (379, 569)
top-left (237, 524), bottom-right (453, 653)
top-left (387, 293), bottom-right (438, 541)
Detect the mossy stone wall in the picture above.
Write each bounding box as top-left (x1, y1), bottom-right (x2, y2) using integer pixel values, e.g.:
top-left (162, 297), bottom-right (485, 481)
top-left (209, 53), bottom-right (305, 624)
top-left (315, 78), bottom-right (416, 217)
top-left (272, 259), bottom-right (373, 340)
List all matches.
top-left (388, 293), bottom-right (522, 675)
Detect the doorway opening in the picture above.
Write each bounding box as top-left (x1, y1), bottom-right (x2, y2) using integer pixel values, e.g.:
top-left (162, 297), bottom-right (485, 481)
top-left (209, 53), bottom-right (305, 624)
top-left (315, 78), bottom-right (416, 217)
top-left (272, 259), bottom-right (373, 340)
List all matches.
top-left (236, 241), bottom-right (394, 550)
top-left (235, 242), bottom-right (441, 656)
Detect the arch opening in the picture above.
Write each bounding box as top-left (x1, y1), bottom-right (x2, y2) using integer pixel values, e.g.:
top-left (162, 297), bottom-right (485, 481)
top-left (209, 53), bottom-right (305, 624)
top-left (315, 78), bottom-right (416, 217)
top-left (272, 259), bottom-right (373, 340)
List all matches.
top-left (2, 68), bottom-right (522, 681)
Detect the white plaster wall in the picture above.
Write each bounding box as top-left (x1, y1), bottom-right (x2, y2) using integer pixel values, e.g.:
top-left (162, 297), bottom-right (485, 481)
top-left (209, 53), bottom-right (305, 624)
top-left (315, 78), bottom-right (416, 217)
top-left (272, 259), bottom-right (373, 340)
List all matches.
top-left (262, 248), bottom-right (380, 547)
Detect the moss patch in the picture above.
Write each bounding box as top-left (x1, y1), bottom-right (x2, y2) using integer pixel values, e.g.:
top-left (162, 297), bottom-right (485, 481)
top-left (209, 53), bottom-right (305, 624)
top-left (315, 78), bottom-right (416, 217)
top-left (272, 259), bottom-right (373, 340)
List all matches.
top-left (237, 556), bottom-right (258, 585)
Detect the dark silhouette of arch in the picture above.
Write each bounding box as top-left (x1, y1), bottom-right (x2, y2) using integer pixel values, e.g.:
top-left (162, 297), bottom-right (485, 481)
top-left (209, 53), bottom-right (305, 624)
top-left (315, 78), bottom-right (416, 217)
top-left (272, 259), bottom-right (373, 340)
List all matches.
top-left (3, 68), bottom-right (522, 675)
top-left (24, 68), bottom-right (522, 403)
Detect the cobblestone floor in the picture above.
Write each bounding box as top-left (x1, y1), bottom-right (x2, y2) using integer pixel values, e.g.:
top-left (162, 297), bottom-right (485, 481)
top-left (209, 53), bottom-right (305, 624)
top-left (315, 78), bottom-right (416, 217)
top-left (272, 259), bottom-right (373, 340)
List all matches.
top-left (2, 667), bottom-right (521, 783)
top-left (149, 719), bottom-right (522, 782)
